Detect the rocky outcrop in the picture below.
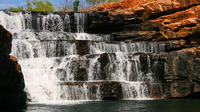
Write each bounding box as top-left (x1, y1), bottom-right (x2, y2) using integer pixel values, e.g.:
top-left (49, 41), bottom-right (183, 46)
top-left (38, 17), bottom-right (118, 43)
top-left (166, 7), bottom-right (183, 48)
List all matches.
top-left (137, 4), bottom-right (200, 40)
top-left (90, 0), bottom-right (200, 20)
top-left (0, 25), bottom-right (26, 108)
top-left (81, 0), bottom-right (200, 98)
top-left (148, 46), bottom-right (200, 98)
top-left (85, 0), bottom-right (200, 41)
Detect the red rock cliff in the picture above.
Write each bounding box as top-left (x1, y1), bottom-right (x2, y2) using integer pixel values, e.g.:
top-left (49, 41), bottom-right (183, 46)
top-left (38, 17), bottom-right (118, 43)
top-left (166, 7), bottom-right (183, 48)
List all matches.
top-left (83, 0), bottom-right (200, 98)
top-left (86, 0), bottom-right (200, 40)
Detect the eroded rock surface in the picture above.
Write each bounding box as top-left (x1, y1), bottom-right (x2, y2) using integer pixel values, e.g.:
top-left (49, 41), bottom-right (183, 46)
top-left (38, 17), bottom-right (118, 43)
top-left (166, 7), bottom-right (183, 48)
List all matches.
top-left (85, 0), bottom-right (200, 42)
top-left (81, 0), bottom-right (200, 98)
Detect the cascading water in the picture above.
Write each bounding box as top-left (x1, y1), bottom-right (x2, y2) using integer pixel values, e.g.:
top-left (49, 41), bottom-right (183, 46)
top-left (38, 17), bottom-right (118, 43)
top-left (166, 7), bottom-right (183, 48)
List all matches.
top-left (74, 13), bottom-right (86, 33)
top-left (0, 11), bottom-right (165, 103)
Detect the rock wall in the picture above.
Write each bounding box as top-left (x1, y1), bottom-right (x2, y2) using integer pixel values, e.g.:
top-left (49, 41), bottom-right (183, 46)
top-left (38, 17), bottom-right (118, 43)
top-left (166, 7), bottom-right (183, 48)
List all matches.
top-left (0, 25), bottom-right (26, 108)
top-left (147, 46), bottom-right (200, 98)
top-left (83, 0), bottom-right (200, 98)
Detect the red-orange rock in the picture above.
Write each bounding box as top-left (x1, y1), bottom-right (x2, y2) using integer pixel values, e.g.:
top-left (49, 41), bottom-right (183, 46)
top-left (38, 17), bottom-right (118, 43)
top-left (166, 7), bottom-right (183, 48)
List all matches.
top-left (86, 0), bottom-right (200, 42)
top-left (92, 0), bottom-right (200, 19)
top-left (142, 5), bottom-right (200, 40)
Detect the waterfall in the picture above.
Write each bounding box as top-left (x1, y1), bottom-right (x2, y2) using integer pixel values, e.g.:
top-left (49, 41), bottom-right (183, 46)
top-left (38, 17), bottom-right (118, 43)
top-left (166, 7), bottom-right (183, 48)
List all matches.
top-left (74, 13), bottom-right (87, 33)
top-left (0, 11), bottom-right (165, 103)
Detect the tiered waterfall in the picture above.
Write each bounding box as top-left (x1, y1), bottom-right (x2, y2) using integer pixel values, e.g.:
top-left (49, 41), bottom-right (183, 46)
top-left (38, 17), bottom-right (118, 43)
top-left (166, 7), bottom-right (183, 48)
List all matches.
top-left (0, 11), bottom-right (165, 103)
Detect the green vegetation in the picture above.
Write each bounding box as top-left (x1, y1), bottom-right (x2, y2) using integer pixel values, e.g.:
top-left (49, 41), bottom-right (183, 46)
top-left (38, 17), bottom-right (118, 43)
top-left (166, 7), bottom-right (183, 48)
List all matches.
top-left (85, 0), bottom-right (119, 6)
top-left (26, 0), bottom-right (32, 11)
top-left (6, 0), bottom-right (54, 12)
top-left (27, 0), bottom-right (54, 12)
top-left (73, 0), bottom-right (80, 12)
top-left (8, 6), bottom-right (24, 11)
top-left (71, 0), bottom-right (118, 12)
top-left (4, 0), bottom-right (119, 12)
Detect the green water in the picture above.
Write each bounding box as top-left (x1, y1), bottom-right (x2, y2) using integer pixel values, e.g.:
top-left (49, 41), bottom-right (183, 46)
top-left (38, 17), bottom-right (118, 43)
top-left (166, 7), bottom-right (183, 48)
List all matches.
top-left (24, 99), bottom-right (199, 112)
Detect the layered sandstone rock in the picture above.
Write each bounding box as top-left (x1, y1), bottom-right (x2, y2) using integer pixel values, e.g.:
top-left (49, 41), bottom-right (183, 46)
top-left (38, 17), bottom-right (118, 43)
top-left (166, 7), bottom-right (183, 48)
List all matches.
top-left (86, 0), bottom-right (200, 42)
top-left (138, 4), bottom-right (200, 40)
top-left (90, 0), bottom-right (200, 20)
top-left (0, 25), bottom-right (26, 108)
top-left (82, 0), bottom-right (200, 98)
top-left (149, 46), bottom-right (200, 98)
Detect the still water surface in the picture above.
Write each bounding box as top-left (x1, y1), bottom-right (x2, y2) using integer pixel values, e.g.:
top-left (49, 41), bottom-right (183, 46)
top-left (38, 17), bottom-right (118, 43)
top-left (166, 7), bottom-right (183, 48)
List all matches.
top-left (5, 99), bottom-right (200, 112)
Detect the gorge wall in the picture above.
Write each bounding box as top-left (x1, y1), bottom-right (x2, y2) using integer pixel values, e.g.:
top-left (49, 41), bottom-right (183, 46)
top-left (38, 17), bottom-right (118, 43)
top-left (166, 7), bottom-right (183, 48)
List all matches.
top-left (83, 0), bottom-right (200, 98)
top-left (0, 0), bottom-right (200, 103)
top-left (0, 25), bottom-right (26, 108)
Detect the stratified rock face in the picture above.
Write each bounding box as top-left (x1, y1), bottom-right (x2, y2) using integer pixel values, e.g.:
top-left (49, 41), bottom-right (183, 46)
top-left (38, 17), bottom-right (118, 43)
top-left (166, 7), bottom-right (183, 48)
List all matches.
top-left (149, 47), bottom-right (200, 98)
top-left (139, 5), bottom-right (200, 40)
top-left (90, 0), bottom-right (200, 19)
top-left (0, 25), bottom-right (26, 108)
top-left (83, 0), bottom-right (200, 98)
top-left (86, 0), bottom-right (200, 41)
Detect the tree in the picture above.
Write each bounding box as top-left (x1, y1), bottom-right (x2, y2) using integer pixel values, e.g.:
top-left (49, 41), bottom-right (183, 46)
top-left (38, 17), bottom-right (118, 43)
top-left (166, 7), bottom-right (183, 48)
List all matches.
top-left (44, 0), bottom-right (54, 12)
top-left (85, 0), bottom-right (99, 6)
top-left (32, 0), bottom-right (46, 11)
top-left (26, 0), bottom-right (32, 11)
top-left (25, 0), bottom-right (54, 12)
top-left (73, 0), bottom-right (80, 12)
top-left (85, 0), bottom-right (118, 6)
top-left (9, 6), bottom-right (24, 12)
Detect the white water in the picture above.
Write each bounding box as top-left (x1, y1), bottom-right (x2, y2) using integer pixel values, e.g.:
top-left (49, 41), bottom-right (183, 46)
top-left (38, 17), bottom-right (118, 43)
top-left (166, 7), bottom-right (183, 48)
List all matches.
top-left (0, 11), bottom-right (165, 103)
top-left (74, 13), bottom-right (87, 32)
top-left (89, 42), bottom-right (165, 54)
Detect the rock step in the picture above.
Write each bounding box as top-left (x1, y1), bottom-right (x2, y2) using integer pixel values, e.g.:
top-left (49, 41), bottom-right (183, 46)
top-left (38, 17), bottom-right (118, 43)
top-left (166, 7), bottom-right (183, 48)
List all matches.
top-left (58, 81), bottom-right (164, 100)
top-left (19, 53), bottom-right (163, 83)
top-left (12, 39), bottom-right (166, 59)
top-left (12, 32), bottom-right (112, 41)
top-left (43, 53), bottom-right (163, 82)
top-left (13, 38), bottom-right (193, 59)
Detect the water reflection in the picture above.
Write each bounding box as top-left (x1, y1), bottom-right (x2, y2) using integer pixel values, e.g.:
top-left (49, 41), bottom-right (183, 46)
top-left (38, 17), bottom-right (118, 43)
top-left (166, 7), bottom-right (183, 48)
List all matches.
top-left (23, 99), bottom-right (200, 112)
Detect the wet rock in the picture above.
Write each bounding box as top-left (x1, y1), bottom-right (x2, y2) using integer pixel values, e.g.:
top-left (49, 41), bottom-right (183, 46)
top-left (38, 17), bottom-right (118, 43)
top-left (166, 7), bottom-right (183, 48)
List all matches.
top-left (139, 54), bottom-right (149, 74)
top-left (169, 82), bottom-right (192, 97)
top-left (150, 46), bottom-right (200, 98)
top-left (100, 81), bottom-right (123, 100)
top-left (75, 68), bottom-right (88, 81)
top-left (75, 40), bottom-right (89, 55)
top-left (60, 81), bottom-right (123, 100)
top-left (98, 53), bottom-right (110, 80)
top-left (147, 83), bottom-right (164, 98)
